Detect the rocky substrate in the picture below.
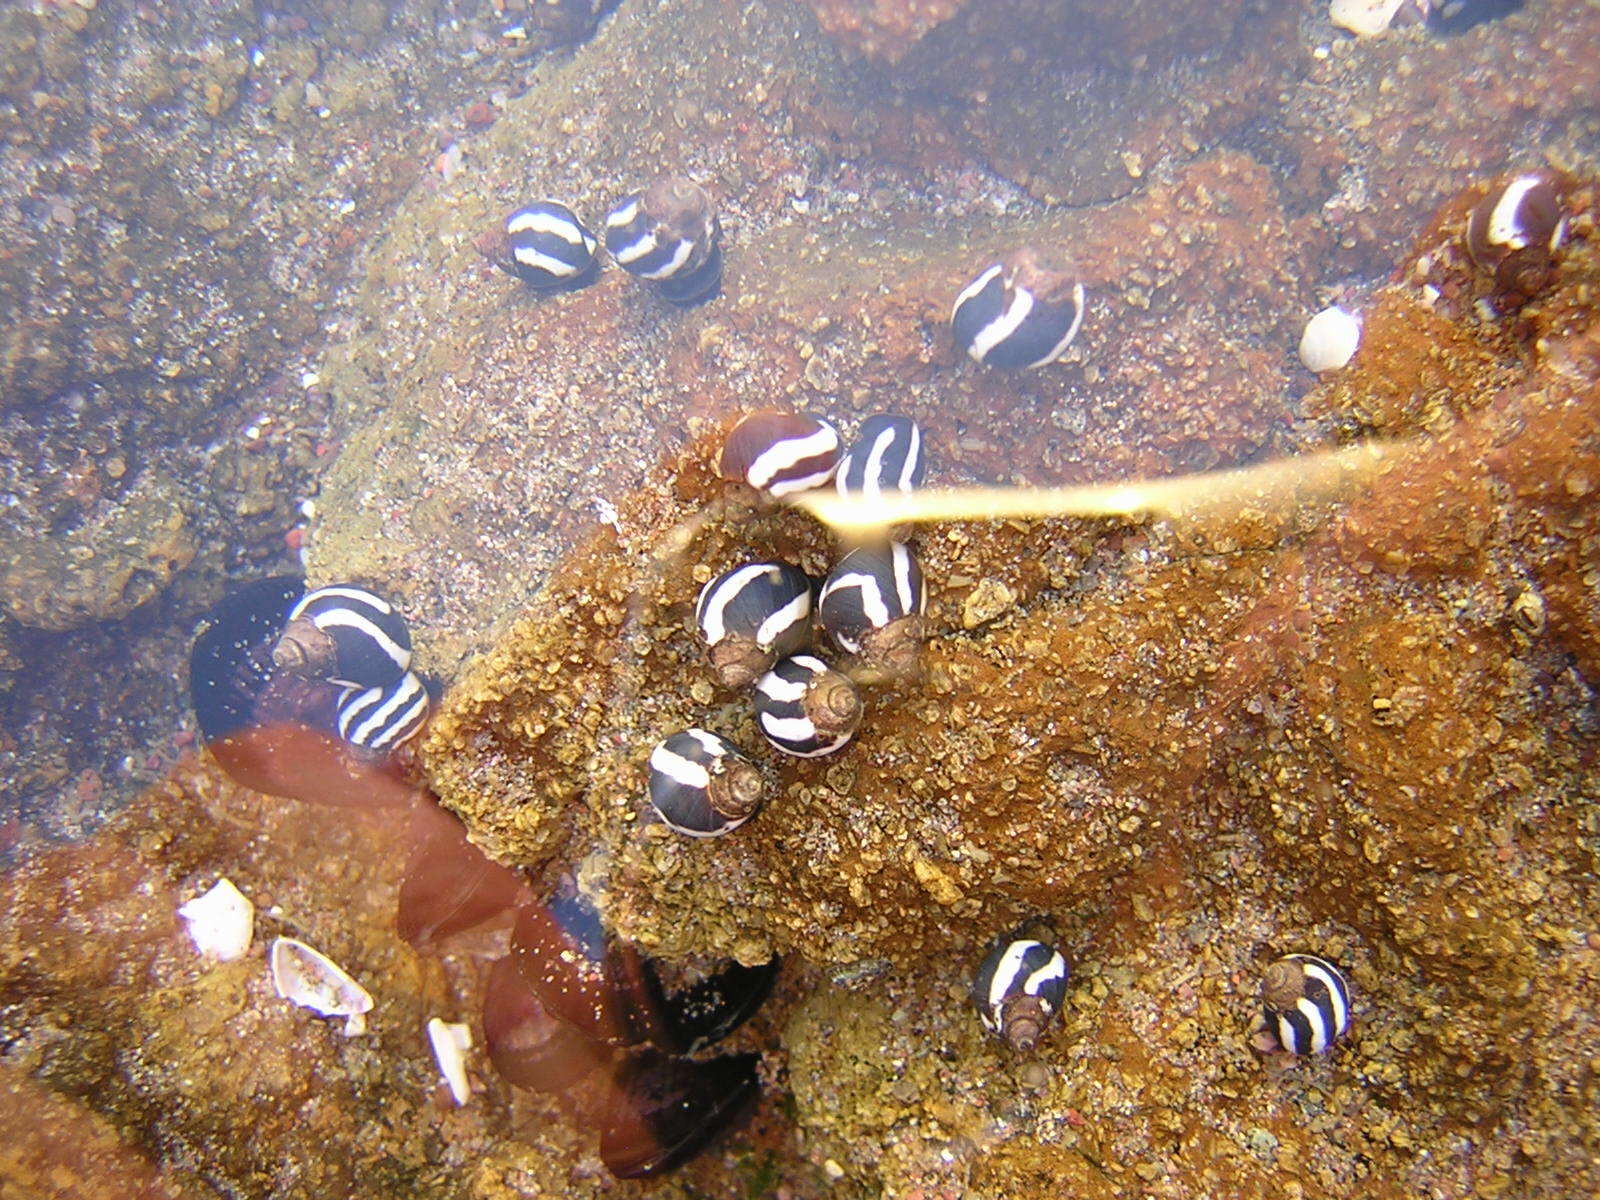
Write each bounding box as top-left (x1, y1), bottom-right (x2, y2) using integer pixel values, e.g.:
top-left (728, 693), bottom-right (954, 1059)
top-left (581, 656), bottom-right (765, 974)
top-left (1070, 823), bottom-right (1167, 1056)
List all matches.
top-left (6, 0), bottom-right (1600, 1196)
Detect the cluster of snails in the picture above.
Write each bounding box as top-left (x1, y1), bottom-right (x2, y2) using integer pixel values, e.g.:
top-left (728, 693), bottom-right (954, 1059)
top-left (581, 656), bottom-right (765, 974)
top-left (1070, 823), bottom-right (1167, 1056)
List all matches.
top-left (970, 924), bottom-right (1353, 1062)
top-left (645, 409), bottom-right (929, 838)
top-left (188, 576), bottom-right (431, 768)
top-left (479, 172), bottom-right (722, 306)
top-left (270, 584), bottom-right (431, 754)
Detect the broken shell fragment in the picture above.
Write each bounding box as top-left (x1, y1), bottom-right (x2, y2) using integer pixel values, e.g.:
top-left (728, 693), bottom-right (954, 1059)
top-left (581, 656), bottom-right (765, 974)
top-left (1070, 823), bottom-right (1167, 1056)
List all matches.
top-left (269, 936), bottom-right (375, 1036)
top-left (1298, 305), bottom-right (1361, 373)
top-left (427, 1018), bottom-right (474, 1106)
top-left (177, 877), bottom-right (255, 962)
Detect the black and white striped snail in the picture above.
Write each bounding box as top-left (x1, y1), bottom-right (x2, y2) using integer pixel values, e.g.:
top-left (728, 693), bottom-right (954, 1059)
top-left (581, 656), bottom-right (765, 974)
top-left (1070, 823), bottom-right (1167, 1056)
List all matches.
top-left (604, 174), bottom-right (722, 305)
top-left (817, 543), bottom-right (925, 673)
top-left (752, 655), bottom-right (862, 758)
top-left (647, 729), bottom-right (765, 837)
top-left (972, 936), bottom-right (1070, 1051)
top-left (334, 670), bottom-right (430, 753)
top-left (951, 248), bottom-right (1085, 369)
top-left (694, 561), bottom-right (813, 690)
top-left (719, 411), bottom-right (842, 499)
top-left (1256, 953), bottom-right (1351, 1056)
top-left (487, 201), bottom-right (600, 291)
top-left (835, 414), bottom-right (926, 499)
top-left (1465, 171), bottom-right (1566, 295)
top-left (273, 584), bottom-right (412, 690)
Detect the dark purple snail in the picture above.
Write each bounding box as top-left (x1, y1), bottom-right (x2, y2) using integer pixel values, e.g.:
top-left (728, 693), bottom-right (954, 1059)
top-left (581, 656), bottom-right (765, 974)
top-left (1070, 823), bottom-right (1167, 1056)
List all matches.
top-left (1465, 171), bottom-right (1566, 296)
top-left (752, 655), bottom-right (862, 758)
top-left (1255, 953), bottom-right (1351, 1056)
top-left (694, 560), bottom-right (813, 690)
top-left (478, 201), bottom-right (600, 292)
top-left (334, 670), bottom-right (430, 753)
top-left (719, 410), bottom-right (842, 498)
top-left (604, 174), bottom-right (722, 306)
top-left (972, 936), bottom-right (1070, 1051)
top-left (647, 729), bottom-right (765, 837)
top-left (273, 584), bottom-right (412, 690)
top-left (951, 247), bottom-right (1085, 369)
top-left (817, 543), bottom-right (926, 674)
top-left (835, 414), bottom-right (926, 499)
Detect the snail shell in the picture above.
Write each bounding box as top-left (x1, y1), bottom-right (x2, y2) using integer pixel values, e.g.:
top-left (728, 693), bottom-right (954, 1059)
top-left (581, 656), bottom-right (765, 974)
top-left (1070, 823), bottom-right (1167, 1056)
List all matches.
top-left (694, 561), bottom-right (814, 690)
top-left (482, 201), bottom-right (600, 291)
top-left (817, 542), bottom-right (926, 673)
top-left (274, 584), bottom-right (412, 690)
top-left (753, 655), bottom-right (863, 757)
top-left (1465, 171), bottom-right (1566, 296)
top-left (951, 247), bottom-right (1086, 369)
top-left (720, 411), bottom-right (842, 498)
top-left (647, 729), bottom-right (765, 837)
top-left (835, 414), bottom-right (927, 499)
top-left (605, 174), bottom-right (723, 305)
top-left (1258, 952), bottom-right (1351, 1055)
top-left (972, 937), bottom-right (1070, 1052)
top-left (334, 670), bottom-right (430, 753)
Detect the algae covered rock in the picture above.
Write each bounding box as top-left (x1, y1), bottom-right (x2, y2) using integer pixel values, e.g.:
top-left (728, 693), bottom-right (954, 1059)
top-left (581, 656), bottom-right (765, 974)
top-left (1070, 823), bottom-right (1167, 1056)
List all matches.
top-left (0, 469), bottom-right (195, 631)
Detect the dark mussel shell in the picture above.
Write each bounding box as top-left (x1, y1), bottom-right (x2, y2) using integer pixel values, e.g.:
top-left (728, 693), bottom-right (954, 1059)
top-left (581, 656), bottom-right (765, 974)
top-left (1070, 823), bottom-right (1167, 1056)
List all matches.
top-left (512, 889), bottom-right (674, 1048)
top-left (189, 575), bottom-right (304, 745)
top-left (599, 1050), bottom-right (761, 1180)
top-left (659, 957), bottom-right (781, 1055)
top-left (396, 803), bottom-right (531, 948)
top-left (482, 955), bottom-right (614, 1106)
top-left (512, 885), bottom-right (780, 1055)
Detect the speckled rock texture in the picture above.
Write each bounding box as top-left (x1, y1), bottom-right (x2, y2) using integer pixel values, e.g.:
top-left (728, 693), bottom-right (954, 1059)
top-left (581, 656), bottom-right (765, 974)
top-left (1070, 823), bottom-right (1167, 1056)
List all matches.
top-left (0, 0), bottom-right (576, 839)
top-left (8, 0), bottom-right (1600, 1197)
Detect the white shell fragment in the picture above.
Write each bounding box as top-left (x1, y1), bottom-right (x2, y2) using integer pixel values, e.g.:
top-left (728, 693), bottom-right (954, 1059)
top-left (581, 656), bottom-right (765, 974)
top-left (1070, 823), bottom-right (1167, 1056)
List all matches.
top-left (1298, 306), bottom-right (1362, 373)
top-left (269, 937), bottom-right (375, 1036)
top-left (427, 1018), bottom-right (474, 1106)
top-left (177, 878), bottom-right (254, 962)
top-left (1329, 0), bottom-right (1408, 37)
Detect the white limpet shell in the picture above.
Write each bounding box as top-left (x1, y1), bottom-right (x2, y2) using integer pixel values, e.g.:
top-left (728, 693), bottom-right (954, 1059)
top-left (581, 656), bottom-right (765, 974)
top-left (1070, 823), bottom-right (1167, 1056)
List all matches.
top-left (177, 878), bottom-right (254, 962)
top-left (427, 1018), bottom-right (473, 1106)
top-left (1329, 0), bottom-right (1408, 37)
top-left (1298, 305), bottom-right (1362, 373)
top-left (269, 937), bottom-right (375, 1036)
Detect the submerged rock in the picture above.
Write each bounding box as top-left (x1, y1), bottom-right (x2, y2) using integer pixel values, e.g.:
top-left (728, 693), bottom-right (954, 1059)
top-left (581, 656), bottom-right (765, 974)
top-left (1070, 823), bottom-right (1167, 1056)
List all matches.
top-left (0, 469), bottom-right (195, 631)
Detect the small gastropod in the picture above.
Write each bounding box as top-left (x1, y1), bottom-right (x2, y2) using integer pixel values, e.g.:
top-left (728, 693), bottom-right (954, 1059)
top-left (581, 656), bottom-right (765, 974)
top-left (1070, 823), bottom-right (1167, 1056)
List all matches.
top-left (817, 543), bottom-right (926, 674)
top-left (1465, 171), bottom-right (1566, 296)
top-left (273, 584), bottom-right (412, 690)
top-left (719, 411), bottom-right (842, 498)
top-left (479, 201), bottom-right (600, 292)
top-left (694, 561), bottom-right (813, 690)
top-left (971, 936), bottom-right (1070, 1051)
top-left (752, 655), bottom-right (862, 758)
top-left (604, 174), bottom-right (722, 305)
top-left (647, 729), bottom-right (765, 837)
top-left (951, 248), bottom-right (1085, 369)
top-left (1253, 952), bottom-right (1351, 1056)
top-left (334, 670), bottom-right (430, 753)
top-left (835, 414), bottom-right (926, 499)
